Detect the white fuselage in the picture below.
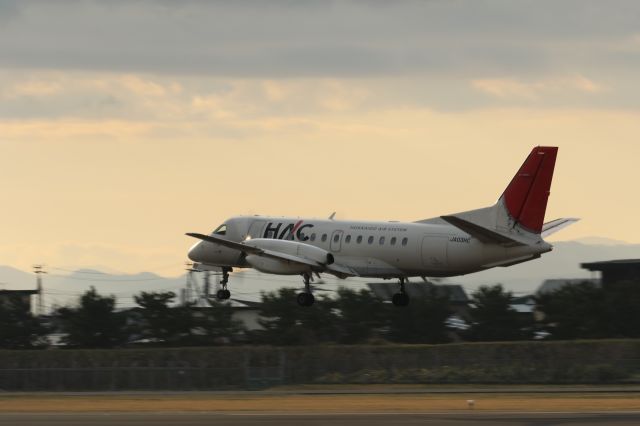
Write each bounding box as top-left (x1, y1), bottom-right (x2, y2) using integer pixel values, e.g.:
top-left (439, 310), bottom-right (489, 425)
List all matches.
top-left (189, 215), bottom-right (552, 279)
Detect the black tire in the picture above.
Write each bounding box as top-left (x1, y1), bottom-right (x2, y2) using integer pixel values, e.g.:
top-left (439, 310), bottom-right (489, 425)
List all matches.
top-left (296, 292), bottom-right (315, 306)
top-left (400, 293), bottom-right (410, 306)
top-left (392, 292), bottom-right (410, 307)
top-left (296, 292), bottom-right (309, 306)
top-left (306, 293), bottom-right (315, 306)
top-left (392, 293), bottom-right (401, 306)
top-left (216, 289), bottom-right (227, 300)
top-left (223, 289), bottom-right (231, 299)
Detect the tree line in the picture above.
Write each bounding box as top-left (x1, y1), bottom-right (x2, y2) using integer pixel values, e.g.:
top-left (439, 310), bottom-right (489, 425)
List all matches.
top-left (1, 280), bottom-right (639, 349)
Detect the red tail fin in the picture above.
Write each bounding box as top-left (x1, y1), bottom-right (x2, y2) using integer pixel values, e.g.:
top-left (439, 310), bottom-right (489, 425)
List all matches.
top-left (502, 146), bottom-right (558, 233)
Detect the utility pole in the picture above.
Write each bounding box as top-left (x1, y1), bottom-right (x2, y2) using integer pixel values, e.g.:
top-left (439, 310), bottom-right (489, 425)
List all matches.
top-left (32, 264), bottom-right (46, 316)
top-left (184, 262), bottom-right (193, 305)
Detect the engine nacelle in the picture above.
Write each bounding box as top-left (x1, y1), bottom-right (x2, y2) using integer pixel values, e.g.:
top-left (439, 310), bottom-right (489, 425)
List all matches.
top-left (245, 255), bottom-right (311, 275)
top-left (245, 238), bottom-right (334, 265)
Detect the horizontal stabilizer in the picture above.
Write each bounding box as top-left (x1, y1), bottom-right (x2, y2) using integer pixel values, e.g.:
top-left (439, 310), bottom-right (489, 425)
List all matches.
top-left (482, 253), bottom-right (541, 268)
top-left (440, 215), bottom-right (527, 246)
top-left (541, 218), bottom-right (580, 238)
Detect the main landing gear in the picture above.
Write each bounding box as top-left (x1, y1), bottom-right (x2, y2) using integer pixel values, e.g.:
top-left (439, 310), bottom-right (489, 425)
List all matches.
top-left (216, 267), bottom-right (232, 300)
top-left (296, 272), bottom-right (315, 307)
top-left (392, 277), bottom-right (410, 307)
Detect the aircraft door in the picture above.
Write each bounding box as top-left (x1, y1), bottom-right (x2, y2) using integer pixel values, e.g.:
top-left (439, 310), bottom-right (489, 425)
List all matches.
top-left (247, 220), bottom-right (266, 239)
top-left (330, 230), bottom-right (344, 252)
top-left (421, 235), bottom-right (448, 269)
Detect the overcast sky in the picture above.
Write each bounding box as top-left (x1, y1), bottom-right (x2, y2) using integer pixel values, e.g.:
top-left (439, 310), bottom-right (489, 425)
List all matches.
top-left (1, 0), bottom-right (640, 275)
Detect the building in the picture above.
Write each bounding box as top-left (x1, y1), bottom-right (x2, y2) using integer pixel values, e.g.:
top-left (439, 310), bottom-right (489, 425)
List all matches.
top-left (0, 289), bottom-right (39, 312)
top-left (581, 259), bottom-right (640, 287)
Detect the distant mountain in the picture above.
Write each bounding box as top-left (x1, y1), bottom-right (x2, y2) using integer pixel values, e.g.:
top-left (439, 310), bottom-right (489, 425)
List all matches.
top-left (0, 265), bottom-right (36, 290)
top-left (1, 239), bottom-right (638, 310)
top-left (0, 265), bottom-right (186, 311)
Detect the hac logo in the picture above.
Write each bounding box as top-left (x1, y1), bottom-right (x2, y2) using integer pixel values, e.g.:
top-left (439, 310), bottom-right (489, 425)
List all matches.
top-left (263, 221), bottom-right (314, 241)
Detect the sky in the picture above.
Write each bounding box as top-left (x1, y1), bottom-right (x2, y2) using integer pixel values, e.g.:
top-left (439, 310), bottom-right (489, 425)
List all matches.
top-left (1, 0), bottom-right (640, 276)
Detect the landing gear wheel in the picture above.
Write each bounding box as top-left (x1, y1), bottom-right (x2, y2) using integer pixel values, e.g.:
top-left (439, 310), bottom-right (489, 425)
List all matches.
top-left (215, 268), bottom-right (232, 300)
top-left (216, 289), bottom-right (231, 300)
top-left (296, 272), bottom-right (315, 306)
top-left (392, 277), bottom-right (410, 307)
top-left (296, 292), bottom-right (315, 307)
top-left (392, 292), bottom-right (410, 307)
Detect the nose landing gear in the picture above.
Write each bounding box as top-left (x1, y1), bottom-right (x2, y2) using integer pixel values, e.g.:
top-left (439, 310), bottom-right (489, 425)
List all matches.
top-left (296, 272), bottom-right (315, 307)
top-left (392, 277), bottom-right (410, 307)
top-left (216, 267), bottom-right (232, 300)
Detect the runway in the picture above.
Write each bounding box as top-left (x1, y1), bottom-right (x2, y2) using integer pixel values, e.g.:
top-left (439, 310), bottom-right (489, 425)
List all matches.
top-left (1, 412), bottom-right (640, 426)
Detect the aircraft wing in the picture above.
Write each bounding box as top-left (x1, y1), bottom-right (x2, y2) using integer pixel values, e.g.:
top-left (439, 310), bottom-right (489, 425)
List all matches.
top-left (187, 232), bottom-right (261, 254)
top-left (541, 218), bottom-right (580, 238)
top-left (325, 262), bottom-right (359, 277)
top-left (186, 233), bottom-right (358, 277)
top-left (186, 232), bottom-right (318, 267)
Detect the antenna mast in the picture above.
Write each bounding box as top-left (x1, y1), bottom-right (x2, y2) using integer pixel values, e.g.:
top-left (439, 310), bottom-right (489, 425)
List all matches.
top-left (32, 265), bottom-right (46, 316)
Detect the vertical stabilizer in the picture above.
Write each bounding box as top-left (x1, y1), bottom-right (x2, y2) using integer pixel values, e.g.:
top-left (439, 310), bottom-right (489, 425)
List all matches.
top-left (501, 146), bottom-right (557, 234)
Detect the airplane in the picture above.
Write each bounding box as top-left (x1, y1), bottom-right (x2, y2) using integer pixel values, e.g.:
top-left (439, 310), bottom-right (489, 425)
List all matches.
top-left (187, 146), bottom-right (577, 307)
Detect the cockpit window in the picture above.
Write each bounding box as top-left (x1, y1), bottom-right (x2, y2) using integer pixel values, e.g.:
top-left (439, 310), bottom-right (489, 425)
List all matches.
top-left (212, 224), bottom-right (227, 235)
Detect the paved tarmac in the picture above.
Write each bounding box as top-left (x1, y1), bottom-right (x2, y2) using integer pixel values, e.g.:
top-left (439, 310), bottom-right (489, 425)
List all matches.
top-left (1, 412), bottom-right (640, 426)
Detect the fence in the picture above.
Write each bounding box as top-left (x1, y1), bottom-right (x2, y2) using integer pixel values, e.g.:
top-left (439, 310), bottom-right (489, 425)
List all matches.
top-left (0, 340), bottom-right (639, 390)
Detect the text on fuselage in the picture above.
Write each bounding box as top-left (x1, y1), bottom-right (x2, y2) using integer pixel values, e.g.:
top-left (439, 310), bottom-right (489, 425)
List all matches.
top-left (450, 236), bottom-right (471, 243)
top-left (263, 221), bottom-right (313, 241)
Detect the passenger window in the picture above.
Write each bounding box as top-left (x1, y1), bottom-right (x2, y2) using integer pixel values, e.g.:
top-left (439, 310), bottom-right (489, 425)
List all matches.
top-left (321, 234), bottom-right (327, 242)
top-left (356, 235), bottom-right (363, 244)
top-left (333, 234), bottom-right (340, 243)
top-left (368, 236), bottom-right (374, 244)
top-left (212, 224), bottom-right (227, 235)
top-left (379, 236), bottom-right (385, 245)
top-left (402, 237), bottom-right (408, 246)
top-left (390, 237), bottom-right (397, 245)
top-left (310, 233), bottom-right (316, 242)
top-left (345, 235), bottom-right (351, 243)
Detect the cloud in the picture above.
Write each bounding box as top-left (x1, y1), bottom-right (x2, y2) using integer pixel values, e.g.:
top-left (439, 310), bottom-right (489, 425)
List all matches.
top-left (0, 1), bottom-right (638, 111)
top-left (0, 0), bottom-right (639, 79)
top-left (2, 70), bottom-right (631, 125)
top-left (471, 75), bottom-right (605, 101)
top-left (119, 75), bottom-right (181, 98)
top-left (6, 80), bottom-right (63, 98)
top-left (472, 78), bottom-right (540, 100)
top-left (571, 75), bottom-right (603, 93)
top-left (0, 72), bottom-right (380, 122)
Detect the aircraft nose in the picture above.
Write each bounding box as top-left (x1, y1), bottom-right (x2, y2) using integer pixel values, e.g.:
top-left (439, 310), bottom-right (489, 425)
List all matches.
top-left (188, 241), bottom-right (203, 262)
